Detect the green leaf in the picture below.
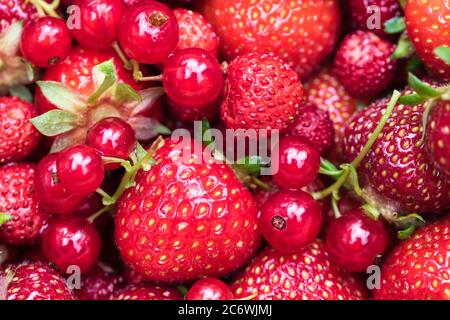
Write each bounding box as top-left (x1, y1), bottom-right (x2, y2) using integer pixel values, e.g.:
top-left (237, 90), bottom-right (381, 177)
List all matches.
top-left (9, 85), bottom-right (32, 102)
top-left (132, 142), bottom-right (156, 171)
top-left (384, 17), bottom-right (405, 34)
top-left (398, 0), bottom-right (405, 9)
top-left (234, 155), bottom-right (268, 176)
top-left (399, 93), bottom-right (427, 105)
top-left (435, 46), bottom-right (450, 66)
top-left (408, 73), bottom-right (441, 98)
top-left (406, 55), bottom-right (423, 73)
top-left (0, 213), bottom-right (13, 226)
top-left (391, 32), bottom-right (415, 60)
top-left (31, 110), bottom-right (80, 136)
top-left (115, 83), bottom-right (142, 104)
top-left (129, 116), bottom-right (171, 141)
top-left (396, 213), bottom-right (425, 239)
top-left (201, 119), bottom-right (214, 148)
top-left (398, 225), bottom-right (416, 240)
top-left (88, 59), bottom-right (117, 105)
top-left (37, 81), bottom-right (86, 113)
top-left (361, 204), bottom-right (380, 220)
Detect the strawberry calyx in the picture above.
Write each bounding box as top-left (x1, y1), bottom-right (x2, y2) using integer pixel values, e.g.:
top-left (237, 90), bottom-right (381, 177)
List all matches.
top-left (0, 212), bottom-right (13, 227)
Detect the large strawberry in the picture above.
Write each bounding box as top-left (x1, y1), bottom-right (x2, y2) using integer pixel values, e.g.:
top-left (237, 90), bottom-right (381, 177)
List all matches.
top-left (0, 96), bottom-right (40, 164)
top-left (111, 283), bottom-right (182, 300)
top-left (343, 96), bottom-right (450, 214)
top-left (374, 216), bottom-right (450, 300)
top-left (230, 242), bottom-right (367, 300)
top-left (221, 52), bottom-right (303, 131)
top-left (200, 0), bottom-right (341, 79)
top-left (426, 101), bottom-right (450, 177)
top-left (115, 137), bottom-right (261, 283)
top-left (0, 163), bottom-right (49, 245)
top-left (0, 263), bottom-right (75, 300)
top-left (405, 0), bottom-right (450, 80)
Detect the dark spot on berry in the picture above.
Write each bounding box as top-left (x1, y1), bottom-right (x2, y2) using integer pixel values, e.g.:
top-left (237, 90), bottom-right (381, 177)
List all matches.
top-left (271, 215), bottom-right (286, 231)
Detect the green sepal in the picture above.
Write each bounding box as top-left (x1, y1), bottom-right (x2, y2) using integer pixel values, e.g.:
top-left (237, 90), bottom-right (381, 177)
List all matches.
top-left (435, 46), bottom-right (450, 66)
top-left (396, 213), bottom-right (426, 239)
top-left (88, 59), bottom-right (117, 105)
top-left (361, 204), bottom-right (381, 220)
top-left (37, 81), bottom-right (86, 113)
top-left (384, 17), bottom-right (405, 34)
top-left (0, 213), bottom-right (13, 226)
top-left (9, 84), bottom-right (32, 102)
top-left (399, 93), bottom-right (427, 106)
top-left (233, 155), bottom-right (268, 176)
top-left (407, 73), bottom-right (441, 98)
top-left (406, 55), bottom-right (423, 73)
top-left (115, 83), bottom-right (142, 104)
top-left (200, 118), bottom-right (214, 148)
top-left (391, 32), bottom-right (415, 60)
top-left (31, 110), bottom-right (80, 136)
top-left (319, 158), bottom-right (342, 177)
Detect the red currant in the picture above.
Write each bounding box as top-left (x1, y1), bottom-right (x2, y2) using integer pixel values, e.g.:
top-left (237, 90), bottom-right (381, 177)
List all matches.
top-left (72, 0), bottom-right (126, 50)
top-left (42, 216), bottom-right (101, 273)
top-left (272, 136), bottom-right (320, 190)
top-left (163, 48), bottom-right (223, 109)
top-left (259, 190), bottom-right (322, 252)
top-left (57, 144), bottom-right (105, 195)
top-left (187, 278), bottom-right (233, 300)
top-left (326, 209), bottom-right (389, 272)
top-left (20, 17), bottom-right (72, 67)
top-left (86, 117), bottom-right (136, 163)
top-left (34, 154), bottom-right (85, 215)
top-left (118, 0), bottom-right (179, 64)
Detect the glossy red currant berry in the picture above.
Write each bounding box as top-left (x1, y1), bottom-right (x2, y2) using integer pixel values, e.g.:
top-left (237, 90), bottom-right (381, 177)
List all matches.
top-left (326, 209), bottom-right (389, 272)
top-left (42, 216), bottom-right (101, 273)
top-left (57, 144), bottom-right (105, 195)
top-left (72, 0), bottom-right (126, 50)
top-left (272, 136), bottom-right (320, 190)
top-left (259, 190), bottom-right (322, 252)
top-left (86, 117), bottom-right (136, 161)
top-left (187, 278), bottom-right (233, 300)
top-left (20, 17), bottom-right (72, 67)
top-left (163, 48), bottom-right (223, 108)
top-left (34, 154), bottom-right (85, 215)
top-left (118, 0), bottom-right (179, 64)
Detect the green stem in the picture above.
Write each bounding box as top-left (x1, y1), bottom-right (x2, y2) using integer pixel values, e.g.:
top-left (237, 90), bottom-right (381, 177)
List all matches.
top-left (29, 0), bottom-right (60, 18)
top-left (131, 60), bottom-right (163, 82)
top-left (112, 42), bottom-right (132, 70)
top-left (88, 205), bottom-right (111, 223)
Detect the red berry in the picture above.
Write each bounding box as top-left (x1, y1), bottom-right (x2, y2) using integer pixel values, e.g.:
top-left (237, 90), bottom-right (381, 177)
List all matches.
top-left (118, 0), bottom-right (179, 64)
top-left (72, 0), bottom-right (126, 50)
top-left (75, 264), bottom-right (125, 300)
top-left (259, 190), bottom-right (322, 253)
top-left (333, 31), bottom-right (397, 99)
top-left (326, 209), bottom-right (389, 272)
top-left (57, 144), bottom-right (105, 195)
top-left (286, 104), bottom-right (335, 156)
top-left (163, 48), bottom-right (223, 112)
top-left (0, 96), bottom-right (40, 164)
top-left (426, 102), bottom-right (450, 177)
top-left (42, 216), bottom-right (101, 273)
top-left (221, 53), bottom-right (303, 130)
top-left (86, 117), bottom-right (136, 163)
top-left (111, 283), bottom-right (182, 300)
top-left (272, 136), bottom-right (320, 191)
top-left (0, 163), bottom-right (49, 245)
top-left (0, 0), bottom-right (39, 34)
top-left (20, 17), bottom-right (72, 67)
top-left (34, 154), bottom-right (85, 215)
top-left (187, 278), bottom-right (233, 300)
top-left (2, 263), bottom-right (75, 300)
top-left (174, 8), bottom-right (219, 56)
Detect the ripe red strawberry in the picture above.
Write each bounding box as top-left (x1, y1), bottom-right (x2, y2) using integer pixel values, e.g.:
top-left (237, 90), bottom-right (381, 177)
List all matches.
top-left (200, 0), bottom-right (341, 79)
top-left (305, 69), bottom-right (357, 149)
top-left (333, 31), bottom-right (397, 99)
top-left (34, 46), bottom-right (139, 114)
top-left (0, 96), bottom-right (40, 164)
top-left (115, 138), bottom-right (261, 282)
top-left (426, 102), bottom-right (450, 177)
top-left (0, 0), bottom-right (39, 33)
top-left (174, 8), bottom-right (219, 56)
top-left (74, 264), bottom-right (125, 300)
top-left (374, 216), bottom-right (450, 300)
top-left (405, 0), bottom-right (450, 80)
top-left (347, 0), bottom-right (403, 38)
top-left (286, 104), bottom-right (335, 156)
top-left (0, 163), bottom-right (49, 245)
top-left (230, 242), bottom-right (368, 300)
top-left (1, 263), bottom-right (75, 300)
top-left (343, 96), bottom-right (450, 214)
top-left (111, 283), bottom-right (182, 300)
top-left (221, 53), bottom-right (303, 131)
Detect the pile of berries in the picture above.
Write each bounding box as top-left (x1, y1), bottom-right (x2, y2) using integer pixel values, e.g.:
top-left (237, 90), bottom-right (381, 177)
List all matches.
top-left (0, 0), bottom-right (449, 301)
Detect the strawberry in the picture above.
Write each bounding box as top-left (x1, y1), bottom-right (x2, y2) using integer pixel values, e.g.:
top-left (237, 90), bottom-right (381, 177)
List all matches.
top-left (333, 31), bottom-right (398, 99)
top-left (305, 69), bottom-right (357, 149)
top-left (221, 52), bottom-right (303, 131)
top-left (426, 101), bottom-right (450, 177)
top-left (374, 216), bottom-right (450, 300)
top-left (115, 138), bottom-right (261, 282)
top-left (174, 8), bottom-right (219, 56)
top-left (1, 263), bottom-right (75, 300)
top-left (343, 96), bottom-right (450, 214)
top-left (405, 0), bottom-right (450, 80)
top-left (0, 163), bottom-right (49, 245)
top-left (286, 104), bottom-right (335, 156)
top-left (74, 264), bottom-right (125, 300)
top-left (0, 0), bottom-right (39, 34)
top-left (200, 0), bottom-right (341, 79)
top-left (230, 242), bottom-right (368, 300)
top-left (0, 96), bottom-right (40, 164)
top-left (111, 283), bottom-right (182, 300)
